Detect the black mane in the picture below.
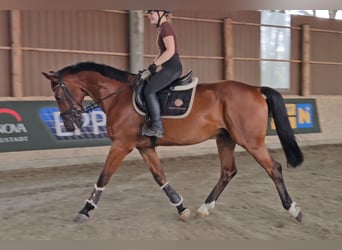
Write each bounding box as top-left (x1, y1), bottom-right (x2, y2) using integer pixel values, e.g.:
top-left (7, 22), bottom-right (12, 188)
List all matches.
top-left (56, 61), bottom-right (133, 82)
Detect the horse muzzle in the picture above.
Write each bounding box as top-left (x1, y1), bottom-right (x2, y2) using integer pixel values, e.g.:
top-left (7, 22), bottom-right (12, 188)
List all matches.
top-left (74, 115), bottom-right (84, 129)
top-left (61, 108), bottom-right (84, 132)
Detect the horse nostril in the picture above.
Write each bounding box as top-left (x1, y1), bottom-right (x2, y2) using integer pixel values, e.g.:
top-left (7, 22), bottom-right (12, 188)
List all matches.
top-left (64, 121), bottom-right (75, 132)
top-left (65, 125), bottom-right (75, 132)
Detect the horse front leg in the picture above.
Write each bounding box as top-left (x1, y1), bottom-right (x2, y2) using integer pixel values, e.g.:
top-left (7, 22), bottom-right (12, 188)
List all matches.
top-left (138, 147), bottom-right (191, 221)
top-left (74, 142), bottom-right (132, 222)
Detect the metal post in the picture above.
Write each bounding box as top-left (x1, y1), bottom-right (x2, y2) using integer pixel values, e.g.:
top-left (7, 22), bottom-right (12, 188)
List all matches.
top-left (302, 24), bottom-right (311, 96)
top-left (224, 18), bottom-right (234, 80)
top-left (10, 10), bottom-right (24, 97)
top-left (129, 10), bottom-right (144, 73)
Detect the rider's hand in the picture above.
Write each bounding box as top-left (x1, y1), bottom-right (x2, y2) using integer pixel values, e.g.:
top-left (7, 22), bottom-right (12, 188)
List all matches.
top-left (140, 63), bottom-right (157, 80)
top-left (141, 70), bottom-right (151, 80)
top-left (147, 63), bottom-right (157, 74)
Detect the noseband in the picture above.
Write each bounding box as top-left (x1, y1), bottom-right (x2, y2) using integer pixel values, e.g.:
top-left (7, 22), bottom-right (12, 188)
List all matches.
top-left (51, 81), bottom-right (83, 121)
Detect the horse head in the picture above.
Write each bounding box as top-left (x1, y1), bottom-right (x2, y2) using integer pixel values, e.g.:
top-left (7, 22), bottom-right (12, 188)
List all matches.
top-left (42, 71), bottom-right (85, 132)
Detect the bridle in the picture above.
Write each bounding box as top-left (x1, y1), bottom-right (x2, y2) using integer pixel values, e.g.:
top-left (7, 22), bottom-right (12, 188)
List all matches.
top-left (51, 81), bottom-right (83, 122)
top-left (51, 72), bottom-right (143, 118)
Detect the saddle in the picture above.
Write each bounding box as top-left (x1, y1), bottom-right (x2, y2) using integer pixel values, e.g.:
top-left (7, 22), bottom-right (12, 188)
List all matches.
top-left (133, 71), bottom-right (199, 118)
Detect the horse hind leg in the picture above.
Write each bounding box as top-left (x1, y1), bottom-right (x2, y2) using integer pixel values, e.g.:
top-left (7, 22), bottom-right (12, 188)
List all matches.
top-left (197, 133), bottom-right (237, 218)
top-left (247, 145), bottom-right (303, 222)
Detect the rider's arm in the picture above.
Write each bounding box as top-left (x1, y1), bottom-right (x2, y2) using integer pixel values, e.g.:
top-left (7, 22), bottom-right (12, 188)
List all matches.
top-left (153, 35), bottom-right (175, 67)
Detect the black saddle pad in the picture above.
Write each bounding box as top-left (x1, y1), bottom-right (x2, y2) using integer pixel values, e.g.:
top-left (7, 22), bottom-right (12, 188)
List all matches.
top-left (158, 88), bottom-right (194, 117)
top-left (133, 72), bottom-right (198, 118)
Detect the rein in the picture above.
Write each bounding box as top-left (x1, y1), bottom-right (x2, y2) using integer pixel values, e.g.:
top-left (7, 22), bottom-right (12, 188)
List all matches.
top-left (81, 72), bottom-right (141, 113)
top-left (54, 72), bottom-right (142, 115)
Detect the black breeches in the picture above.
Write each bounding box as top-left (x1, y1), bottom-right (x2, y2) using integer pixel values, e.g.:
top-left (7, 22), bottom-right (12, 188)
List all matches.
top-left (144, 54), bottom-right (182, 96)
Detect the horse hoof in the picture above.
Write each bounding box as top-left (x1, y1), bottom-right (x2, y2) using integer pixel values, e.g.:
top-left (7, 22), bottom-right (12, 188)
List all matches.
top-left (73, 213), bottom-right (89, 223)
top-left (196, 210), bottom-right (209, 218)
top-left (179, 208), bottom-right (191, 221)
top-left (196, 203), bottom-right (210, 218)
top-left (288, 202), bottom-right (302, 222)
top-left (295, 211), bottom-right (303, 222)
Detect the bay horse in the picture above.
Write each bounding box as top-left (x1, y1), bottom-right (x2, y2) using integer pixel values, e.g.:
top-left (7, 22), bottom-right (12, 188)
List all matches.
top-left (42, 61), bottom-right (303, 223)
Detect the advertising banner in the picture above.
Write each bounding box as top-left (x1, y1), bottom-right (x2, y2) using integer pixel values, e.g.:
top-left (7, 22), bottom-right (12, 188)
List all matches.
top-left (0, 98), bottom-right (320, 153)
top-left (0, 101), bottom-right (110, 153)
top-left (267, 98), bottom-right (321, 135)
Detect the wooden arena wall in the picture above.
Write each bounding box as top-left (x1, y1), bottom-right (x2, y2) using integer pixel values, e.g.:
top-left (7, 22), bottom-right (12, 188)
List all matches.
top-left (0, 10), bottom-right (342, 97)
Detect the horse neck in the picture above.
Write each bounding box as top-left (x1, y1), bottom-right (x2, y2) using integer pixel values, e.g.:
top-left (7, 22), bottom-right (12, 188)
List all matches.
top-left (77, 71), bottom-right (133, 113)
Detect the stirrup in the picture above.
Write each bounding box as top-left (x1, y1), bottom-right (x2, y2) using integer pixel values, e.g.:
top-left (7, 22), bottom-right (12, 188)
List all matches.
top-left (142, 127), bottom-right (164, 138)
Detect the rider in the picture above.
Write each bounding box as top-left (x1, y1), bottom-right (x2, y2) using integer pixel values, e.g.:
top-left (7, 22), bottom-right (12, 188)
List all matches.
top-left (141, 10), bottom-right (183, 138)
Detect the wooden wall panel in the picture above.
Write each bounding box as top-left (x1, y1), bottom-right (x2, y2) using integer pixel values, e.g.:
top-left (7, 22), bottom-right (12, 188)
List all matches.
top-left (20, 10), bottom-right (129, 96)
top-left (292, 15), bottom-right (342, 95)
top-left (0, 11), bottom-right (11, 97)
top-left (1, 10), bottom-right (342, 96)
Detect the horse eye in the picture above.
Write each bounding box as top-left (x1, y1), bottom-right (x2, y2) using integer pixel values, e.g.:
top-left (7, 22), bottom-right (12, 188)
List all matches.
top-left (55, 95), bottom-right (62, 101)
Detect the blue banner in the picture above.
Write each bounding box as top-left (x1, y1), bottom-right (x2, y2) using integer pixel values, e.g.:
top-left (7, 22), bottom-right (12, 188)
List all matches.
top-left (0, 101), bottom-right (110, 152)
top-left (0, 98), bottom-right (320, 152)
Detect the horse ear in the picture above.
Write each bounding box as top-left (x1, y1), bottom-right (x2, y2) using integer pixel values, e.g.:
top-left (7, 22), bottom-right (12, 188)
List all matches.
top-left (42, 72), bottom-right (57, 81)
top-left (42, 72), bottom-right (51, 80)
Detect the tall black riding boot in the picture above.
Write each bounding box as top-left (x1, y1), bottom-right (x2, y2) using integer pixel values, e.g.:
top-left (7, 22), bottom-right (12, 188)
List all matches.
top-left (142, 93), bottom-right (164, 138)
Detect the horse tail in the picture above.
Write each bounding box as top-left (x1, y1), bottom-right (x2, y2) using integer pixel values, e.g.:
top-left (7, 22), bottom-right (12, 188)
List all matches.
top-left (260, 86), bottom-right (303, 167)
